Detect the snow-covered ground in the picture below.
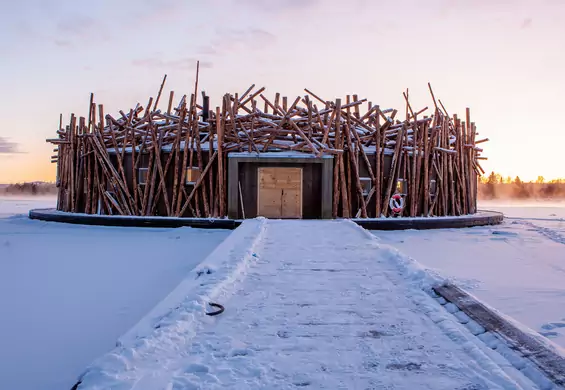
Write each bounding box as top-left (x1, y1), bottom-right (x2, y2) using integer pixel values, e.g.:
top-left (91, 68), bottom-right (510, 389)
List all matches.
top-left (0, 197), bottom-right (231, 390)
top-left (77, 219), bottom-right (552, 389)
top-left (372, 200), bottom-right (565, 350)
top-left (2, 197), bottom-right (565, 389)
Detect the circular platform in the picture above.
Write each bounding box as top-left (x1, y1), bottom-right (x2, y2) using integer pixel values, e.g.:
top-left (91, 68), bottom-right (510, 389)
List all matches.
top-left (353, 210), bottom-right (504, 230)
top-left (28, 208), bottom-right (503, 230)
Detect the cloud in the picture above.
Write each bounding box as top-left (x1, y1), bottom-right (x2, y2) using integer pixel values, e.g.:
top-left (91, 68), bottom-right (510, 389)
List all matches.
top-left (0, 138), bottom-right (21, 154)
top-left (132, 57), bottom-right (213, 70)
top-left (197, 27), bottom-right (277, 57)
top-left (438, 0), bottom-right (522, 16)
top-left (248, 28), bottom-right (277, 45)
top-left (197, 46), bottom-right (218, 56)
top-left (521, 17), bottom-right (533, 28)
top-left (53, 14), bottom-right (111, 47)
top-left (236, 0), bottom-right (319, 11)
top-left (56, 15), bottom-right (97, 37)
top-left (53, 39), bottom-right (72, 47)
top-left (129, 0), bottom-right (189, 25)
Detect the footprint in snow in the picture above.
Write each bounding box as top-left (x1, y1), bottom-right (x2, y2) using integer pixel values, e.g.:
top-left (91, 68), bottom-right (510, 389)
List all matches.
top-left (184, 363), bottom-right (210, 374)
top-left (541, 322), bottom-right (565, 330)
top-left (386, 362), bottom-right (422, 371)
top-left (292, 374), bottom-right (312, 387)
top-left (229, 348), bottom-right (254, 357)
top-left (491, 230), bottom-right (518, 236)
top-left (540, 331), bottom-right (559, 338)
top-left (359, 330), bottom-right (389, 338)
top-left (457, 384), bottom-right (489, 390)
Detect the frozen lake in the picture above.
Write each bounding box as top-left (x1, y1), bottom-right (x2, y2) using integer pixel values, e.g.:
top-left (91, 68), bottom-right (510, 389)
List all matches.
top-left (0, 197), bottom-right (231, 390)
top-left (373, 200), bottom-right (565, 349)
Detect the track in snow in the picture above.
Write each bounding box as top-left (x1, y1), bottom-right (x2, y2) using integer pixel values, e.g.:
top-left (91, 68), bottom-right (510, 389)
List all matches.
top-left (510, 219), bottom-right (565, 246)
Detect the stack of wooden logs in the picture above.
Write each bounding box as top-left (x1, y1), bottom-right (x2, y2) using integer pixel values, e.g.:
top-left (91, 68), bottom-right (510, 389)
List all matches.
top-left (47, 67), bottom-right (487, 219)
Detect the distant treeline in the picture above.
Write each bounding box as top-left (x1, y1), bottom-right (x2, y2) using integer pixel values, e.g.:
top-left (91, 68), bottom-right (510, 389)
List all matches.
top-left (0, 182), bottom-right (57, 196)
top-left (478, 173), bottom-right (565, 199)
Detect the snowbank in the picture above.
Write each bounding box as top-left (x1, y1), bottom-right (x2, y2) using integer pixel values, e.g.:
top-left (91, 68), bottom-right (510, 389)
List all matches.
top-left (76, 218), bottom-right (267, 389)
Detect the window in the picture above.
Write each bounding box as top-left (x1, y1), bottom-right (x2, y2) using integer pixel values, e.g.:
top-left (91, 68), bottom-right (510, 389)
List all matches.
top-left (396, 178), bottom-right (407, 194)
top-left (360, 177), bottom-right (372, 196)
top-left (186, 167), bottom-right (201, 185)
top-left (138, 168), bottom-right (149, 185)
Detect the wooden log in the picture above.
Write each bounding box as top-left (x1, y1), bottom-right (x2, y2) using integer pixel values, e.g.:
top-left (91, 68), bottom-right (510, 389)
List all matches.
top-left (455, 116), bottom-right (467, 215)
top-left (130, 119), bottom-right (139, 213)
top-left (240, 87), bottom-right (266, 110)
top-left (344, 122), bottom-right (367, 218)
top-left (332, 100), bottom-right (342, 218)
top-left (410, 114), bottom-right (418, 217)
top-left (195, 103), bottom-right (209, 217)
top-left (375, 108), bottom-right (382, 218)
top-left (170, 102), bottom-right (186, 215)
top-left (178, 151), bottom-right (218, 217)
top-left (153, 74), bottom-right (167, 111)
top-left (105, 191), bottom-right (125, 216)
top-left (382, 125), bottom-right (404, 217)
top-left (166, 91), bottom-right (174, 125)
top-left (175, 96), bottom-right (194, 216)
top-left (209, 110), bottom-right (215, 216)
top-left (345, 96), bottom-right (353, 215)
top-left (105, 108), bottom-right (133, 213)
top-left (239, 84), bottom-right (256, 103)
top-left (441, 119), bottom-right (448, 215)
top-left (77, 117), bottom-right (87, 212)
top-left (69, 115), bottom-right (76, 212)
top-left (304, 88), bottom-right (326, 106)
top-left (91, 146), bottom-right (100, 214)
top-left (145, 146), bottom-right (159, 216)
top-left (217, 107), bottom-right (225, 217)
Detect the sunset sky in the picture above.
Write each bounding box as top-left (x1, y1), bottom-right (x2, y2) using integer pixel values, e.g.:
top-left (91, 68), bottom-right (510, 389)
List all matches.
top-left (1, 0), bottom-right (564, 183)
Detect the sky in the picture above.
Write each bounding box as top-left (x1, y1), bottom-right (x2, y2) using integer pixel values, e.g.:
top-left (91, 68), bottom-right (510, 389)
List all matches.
top-left (1, 0), bottom-right (564, 183)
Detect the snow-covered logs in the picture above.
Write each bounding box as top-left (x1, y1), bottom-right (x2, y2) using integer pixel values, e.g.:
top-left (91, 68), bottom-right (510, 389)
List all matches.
top-left (47, 69), bottom-right (486, 219)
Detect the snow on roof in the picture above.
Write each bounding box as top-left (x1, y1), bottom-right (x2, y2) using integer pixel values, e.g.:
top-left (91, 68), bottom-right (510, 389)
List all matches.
top-left (228, 151), bottom-right (333, 159)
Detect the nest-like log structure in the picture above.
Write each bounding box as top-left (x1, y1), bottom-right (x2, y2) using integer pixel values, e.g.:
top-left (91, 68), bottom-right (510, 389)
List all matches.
top-left (47, 71), bottom-right (487, 219)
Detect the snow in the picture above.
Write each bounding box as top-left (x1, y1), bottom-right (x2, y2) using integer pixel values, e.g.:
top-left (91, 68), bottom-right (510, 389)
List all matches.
top-left (77, 219), bottom-right (546, 389)
top-left (228, 151), bottom-right (333, 159)
top-left (0, 196), bottom-right (55, 218)
top-left (372, 200), bottom-right (565, 350)
top-left (3, 197), bottom-right (565, 389)
top-left (0, 197), bottom-right (231, 390)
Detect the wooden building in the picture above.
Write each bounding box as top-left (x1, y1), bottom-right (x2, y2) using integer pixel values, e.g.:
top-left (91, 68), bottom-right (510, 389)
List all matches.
top-left (47, 73), bottom-right (486, 220)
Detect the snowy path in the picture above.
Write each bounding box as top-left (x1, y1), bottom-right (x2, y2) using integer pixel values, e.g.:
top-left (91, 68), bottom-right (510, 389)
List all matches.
top-left (79, 219), bottom-right (544, 389)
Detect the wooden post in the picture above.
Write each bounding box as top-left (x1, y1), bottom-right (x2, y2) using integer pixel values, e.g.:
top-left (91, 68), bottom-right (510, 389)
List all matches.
top-left (217, 107), bottom-right (225, 217)
top-left (382, 125), bottom-right (404, 217)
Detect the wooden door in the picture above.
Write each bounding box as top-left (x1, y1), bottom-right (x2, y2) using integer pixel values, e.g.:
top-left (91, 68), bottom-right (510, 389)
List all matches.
top-left (257, 167), bottom-right (302, 218)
